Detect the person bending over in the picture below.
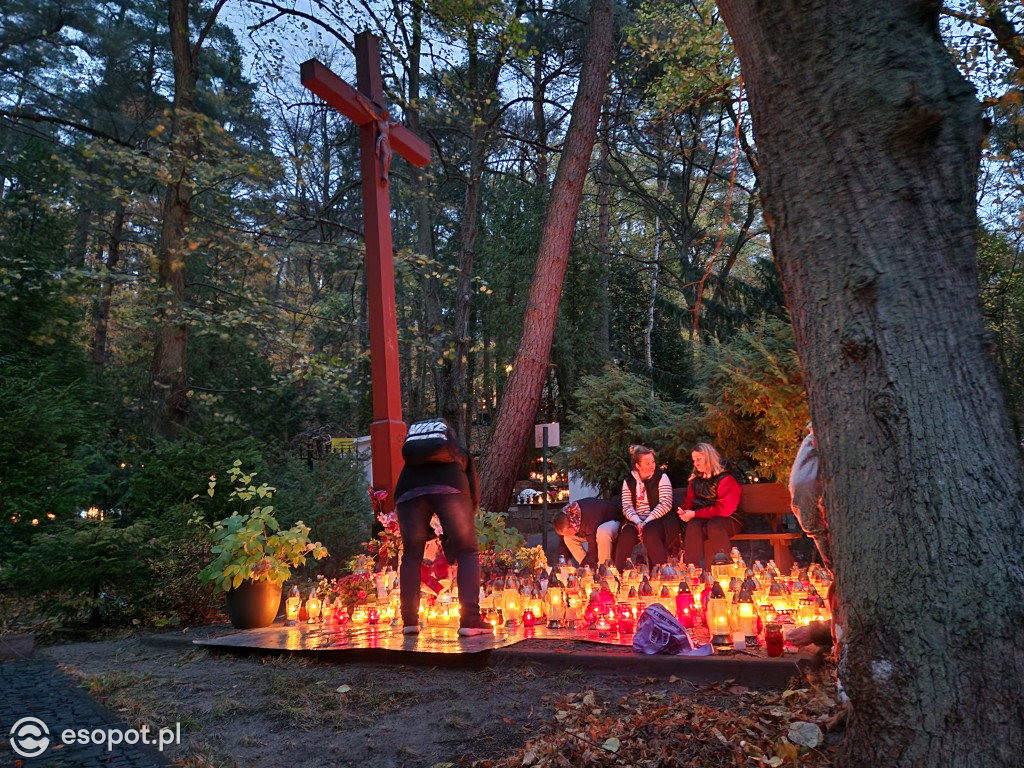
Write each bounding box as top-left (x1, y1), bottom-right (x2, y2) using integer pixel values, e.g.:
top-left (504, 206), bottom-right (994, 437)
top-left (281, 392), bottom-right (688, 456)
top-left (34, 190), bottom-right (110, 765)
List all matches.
top-left (552, 498), bottom-right (621, 567)
top-left (613, 445), bottom-right (679, 570)
top-left (395, 418), bottom-right (492, 637)
top-left (677, 442), bottom-right (743, 567)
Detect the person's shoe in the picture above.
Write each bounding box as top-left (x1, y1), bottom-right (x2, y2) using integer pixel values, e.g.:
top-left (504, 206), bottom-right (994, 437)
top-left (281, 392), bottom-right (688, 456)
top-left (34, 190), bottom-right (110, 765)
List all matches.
top-left (457, 616), bottom-right (494, 637)
top-left (403, 625), bottom-right (419, 635)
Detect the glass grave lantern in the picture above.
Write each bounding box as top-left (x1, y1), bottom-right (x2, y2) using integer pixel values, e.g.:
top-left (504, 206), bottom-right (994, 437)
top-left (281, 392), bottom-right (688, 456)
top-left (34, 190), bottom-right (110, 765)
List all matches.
top-left (675, 581), bottom-right (697, 628)
top-left (616, 601), bottom-right (635, 633)
top-left (305, 589), bottom-right (322, 624)
top-left (736, 587), bottom-right (759, 647)
top-left (286, 585), bottom-right (301, 625)
top-left (706, 579), bottom-right (733, 653)
top-left (710, 550), bottom-right (733, 592)
top-left (546, 574), bottom-right (565, 628)
top-left (502, 584), bottom-right (522, 627)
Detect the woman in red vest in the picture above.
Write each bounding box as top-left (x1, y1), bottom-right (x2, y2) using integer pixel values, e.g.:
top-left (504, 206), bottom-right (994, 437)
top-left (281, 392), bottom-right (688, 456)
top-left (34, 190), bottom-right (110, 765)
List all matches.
top-left (677, 442), bottom-right (743, 567)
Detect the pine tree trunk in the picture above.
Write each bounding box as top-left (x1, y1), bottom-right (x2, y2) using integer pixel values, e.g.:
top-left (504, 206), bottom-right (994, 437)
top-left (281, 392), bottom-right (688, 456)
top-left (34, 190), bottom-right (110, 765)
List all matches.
top-left (717, 2), bottom-right (1024, 764)
top-left (596, 117), bottom-right (611, 357)
top-left (478, 0), bottom-right (615, 513)
top-left (150, 0), bottom-right (197, 438)
top-left (92, 204), bottom-right (125, 370)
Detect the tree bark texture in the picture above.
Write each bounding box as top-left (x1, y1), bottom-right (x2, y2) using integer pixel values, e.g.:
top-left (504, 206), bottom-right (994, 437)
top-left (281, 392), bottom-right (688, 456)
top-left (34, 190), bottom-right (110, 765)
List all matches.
top-left (478, 0), bottom-right (615, 514)
top-left (717, 2), bottom-right (1024, 765)
top-left (150, 0), bottom-right (197, 438)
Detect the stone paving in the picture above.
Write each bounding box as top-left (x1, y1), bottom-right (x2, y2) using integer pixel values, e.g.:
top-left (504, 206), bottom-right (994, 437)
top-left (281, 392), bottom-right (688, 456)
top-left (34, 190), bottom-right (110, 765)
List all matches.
top-left (0, 657), bottom-right (175, 768)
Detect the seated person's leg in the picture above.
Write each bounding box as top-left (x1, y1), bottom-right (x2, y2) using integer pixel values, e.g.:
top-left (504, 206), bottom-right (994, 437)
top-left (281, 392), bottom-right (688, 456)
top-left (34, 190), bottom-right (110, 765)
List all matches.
top-left (706, 516), bottom-right (742, 560)
top-left (614, 523), bottom-right (639, 571)
top-left (661, 514), bottom-right (682, 559)
top-left (682, 518), bottom-right (707, 567)
top-left (595, 520), bottom-right (620, 566)
top-left (641, 517), bottom-right (671, 566)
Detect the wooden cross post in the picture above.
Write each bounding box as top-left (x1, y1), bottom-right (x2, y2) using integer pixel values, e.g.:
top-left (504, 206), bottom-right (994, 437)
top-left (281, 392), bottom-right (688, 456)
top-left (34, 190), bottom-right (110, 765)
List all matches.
top-left (301, 33), bottom-right (430, 510)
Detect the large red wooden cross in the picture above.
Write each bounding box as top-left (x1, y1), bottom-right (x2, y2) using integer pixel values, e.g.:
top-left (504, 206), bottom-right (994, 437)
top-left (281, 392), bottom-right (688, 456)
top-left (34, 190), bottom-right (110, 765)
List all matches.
top-left (301, 33), bottom-right (430, 511)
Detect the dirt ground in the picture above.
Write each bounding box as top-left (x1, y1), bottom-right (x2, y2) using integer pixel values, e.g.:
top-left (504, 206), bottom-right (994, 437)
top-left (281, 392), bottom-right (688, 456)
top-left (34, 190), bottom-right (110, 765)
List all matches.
top-left (35, 624), bottom-right (837, 768)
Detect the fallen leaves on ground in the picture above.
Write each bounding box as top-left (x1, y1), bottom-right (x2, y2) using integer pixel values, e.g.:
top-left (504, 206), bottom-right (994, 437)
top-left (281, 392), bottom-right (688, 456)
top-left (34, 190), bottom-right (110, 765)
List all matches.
top-left (479, 669), bottom-right (843, 768)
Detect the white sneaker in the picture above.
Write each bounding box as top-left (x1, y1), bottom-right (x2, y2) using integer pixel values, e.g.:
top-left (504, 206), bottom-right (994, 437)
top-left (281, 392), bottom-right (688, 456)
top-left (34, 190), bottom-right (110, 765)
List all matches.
top-left (403, 626), bottom-right (419, 635)
top-left (457, 617), bottom-right (494, 636)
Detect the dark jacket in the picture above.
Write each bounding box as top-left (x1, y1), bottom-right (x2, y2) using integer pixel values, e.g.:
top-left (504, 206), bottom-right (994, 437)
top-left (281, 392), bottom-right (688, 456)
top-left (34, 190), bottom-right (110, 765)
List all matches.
top-left (394, 444), bottom-right (479, 509)
top-left (574, 498), bottom-right (621, 566)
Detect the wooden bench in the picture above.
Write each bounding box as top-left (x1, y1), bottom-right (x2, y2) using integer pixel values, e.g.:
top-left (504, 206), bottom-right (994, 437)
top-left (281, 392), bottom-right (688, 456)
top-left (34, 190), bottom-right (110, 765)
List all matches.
top-left (729, 482), bottom-right (803, 573)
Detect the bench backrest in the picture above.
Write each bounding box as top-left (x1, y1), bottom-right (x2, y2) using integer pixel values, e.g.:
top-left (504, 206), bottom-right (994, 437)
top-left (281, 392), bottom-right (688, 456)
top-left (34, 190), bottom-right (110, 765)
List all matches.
top-left (737, 482), bottom-right (791, 515)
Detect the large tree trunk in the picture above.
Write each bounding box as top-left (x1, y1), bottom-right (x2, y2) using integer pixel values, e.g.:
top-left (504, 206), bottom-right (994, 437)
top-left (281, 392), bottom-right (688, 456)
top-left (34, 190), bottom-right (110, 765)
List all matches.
top-left (478, 0), bottom-right (615, 514)
top-left (439, 21), bottom-right (510, 438)
top-left (150, 0), bottom-right (198, 438)
top-left (717, 2), bottom-right (1024, 765)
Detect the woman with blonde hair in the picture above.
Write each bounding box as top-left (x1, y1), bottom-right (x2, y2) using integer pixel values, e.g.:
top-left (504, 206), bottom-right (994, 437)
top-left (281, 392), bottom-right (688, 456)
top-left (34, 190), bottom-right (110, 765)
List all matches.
top-left (677, 442), bottom-right (743, 567)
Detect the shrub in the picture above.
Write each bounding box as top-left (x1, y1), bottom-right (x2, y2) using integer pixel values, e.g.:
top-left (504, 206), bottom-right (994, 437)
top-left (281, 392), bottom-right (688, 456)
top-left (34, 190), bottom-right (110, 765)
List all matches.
top-left (558, 367), bottom-right (696, 494)
top-left (693, 317), bottom-right (808, 481)
top-left (1, 519), bottom-right (160, 626)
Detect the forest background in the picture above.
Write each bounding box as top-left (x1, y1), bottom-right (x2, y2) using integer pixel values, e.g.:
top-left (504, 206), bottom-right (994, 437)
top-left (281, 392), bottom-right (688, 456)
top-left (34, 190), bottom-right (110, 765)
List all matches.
top-left (1, 0), bottom-right (1022, 629)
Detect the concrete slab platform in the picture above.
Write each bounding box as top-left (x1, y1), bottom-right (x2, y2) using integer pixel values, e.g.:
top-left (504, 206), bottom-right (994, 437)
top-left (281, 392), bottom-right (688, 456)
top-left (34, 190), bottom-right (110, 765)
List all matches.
top-left (193, 621), bottom-right (810, 689)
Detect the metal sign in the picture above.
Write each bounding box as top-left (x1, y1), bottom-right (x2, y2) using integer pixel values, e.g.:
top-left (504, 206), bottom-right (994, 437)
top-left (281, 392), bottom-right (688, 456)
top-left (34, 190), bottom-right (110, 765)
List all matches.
top-left (534, 422), bottom-right (559, 449)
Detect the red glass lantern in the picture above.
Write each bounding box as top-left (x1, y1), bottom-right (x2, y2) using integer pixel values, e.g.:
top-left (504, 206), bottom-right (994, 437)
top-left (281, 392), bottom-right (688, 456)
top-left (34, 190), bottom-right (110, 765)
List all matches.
top-left (522, 610), bottom-right (537, 627)
top-left (616, 602), bottom-right (634, 634)
top-left (675, 581), bottom-right (696, 628)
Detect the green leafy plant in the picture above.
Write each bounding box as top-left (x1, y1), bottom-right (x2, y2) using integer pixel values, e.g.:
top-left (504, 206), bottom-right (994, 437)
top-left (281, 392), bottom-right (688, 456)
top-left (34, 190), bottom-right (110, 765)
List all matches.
top-left (198, 461), bottom-right (328, 592)
top-left (476, 509), bottom-right (525, 568)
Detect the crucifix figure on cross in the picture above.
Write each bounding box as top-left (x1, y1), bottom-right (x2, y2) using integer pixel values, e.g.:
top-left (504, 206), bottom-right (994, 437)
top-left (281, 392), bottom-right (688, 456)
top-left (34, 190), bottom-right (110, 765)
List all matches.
top-left (301, 32), bottom-right (431, 511)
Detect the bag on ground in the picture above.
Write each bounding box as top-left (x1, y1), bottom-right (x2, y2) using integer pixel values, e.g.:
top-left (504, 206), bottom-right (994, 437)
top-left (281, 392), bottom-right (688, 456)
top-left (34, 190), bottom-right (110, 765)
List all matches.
top-left (632, 603), bottom-right (694, 655)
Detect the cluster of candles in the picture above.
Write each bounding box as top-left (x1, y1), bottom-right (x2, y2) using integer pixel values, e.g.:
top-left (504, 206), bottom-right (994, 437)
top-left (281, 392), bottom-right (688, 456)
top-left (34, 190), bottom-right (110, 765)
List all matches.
top-left (282, 548), bottom-right (832, 654)
top-left (284, 569), bottom-right (400, 627)
top-left (700, 549), bottom-right (833, 653)
top-left (479, 548), bottom-right (832, 651)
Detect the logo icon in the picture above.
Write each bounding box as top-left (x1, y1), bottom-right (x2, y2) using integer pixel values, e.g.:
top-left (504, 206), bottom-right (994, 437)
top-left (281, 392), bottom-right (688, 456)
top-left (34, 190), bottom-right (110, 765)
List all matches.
top-left (9, 716), bottom-right (50, 757)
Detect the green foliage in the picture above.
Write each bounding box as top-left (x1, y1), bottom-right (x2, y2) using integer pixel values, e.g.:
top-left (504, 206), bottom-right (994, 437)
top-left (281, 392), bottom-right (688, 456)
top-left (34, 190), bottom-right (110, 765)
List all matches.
top-left (126, 435), bottom-right (265, 526)
top-left (476, 509), bottom-right (526, 566)
top-left (559, 366), bottom-right (696, 495)
top-left (977, 229), bottom-right (1024, 433)
top-left (1, 519), bottom-right (160, 625)
top-left (693, 317), bottom-right (808, 481)
top-left (198, 461), bottom-right (329, 592)
top-left (0, 357), bottom-right (109, 541)
top-left (270, 454), bottom-right (373, 572)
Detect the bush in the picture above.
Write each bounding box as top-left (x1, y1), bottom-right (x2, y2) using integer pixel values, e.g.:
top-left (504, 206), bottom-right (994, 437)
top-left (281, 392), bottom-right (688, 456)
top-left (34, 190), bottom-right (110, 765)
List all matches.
top-left (693, 317), bottom-right (809, 481)
top-left (1, 519), bottom-right (160, 626)
top-left (270, 453), bottom-right (372, 578)
top-left (558, 367), bottom-right (696, 494)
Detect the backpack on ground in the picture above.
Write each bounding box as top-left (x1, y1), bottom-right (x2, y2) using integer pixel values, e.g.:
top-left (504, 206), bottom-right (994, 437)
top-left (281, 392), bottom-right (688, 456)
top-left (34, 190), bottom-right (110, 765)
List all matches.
top-left (402, 418), bottom-right (462, 466)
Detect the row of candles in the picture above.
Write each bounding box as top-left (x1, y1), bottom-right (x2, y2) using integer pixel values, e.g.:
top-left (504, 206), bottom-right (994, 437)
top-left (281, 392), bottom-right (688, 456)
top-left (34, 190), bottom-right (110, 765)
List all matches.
top-left (282, 549), bottom-right (832, 653)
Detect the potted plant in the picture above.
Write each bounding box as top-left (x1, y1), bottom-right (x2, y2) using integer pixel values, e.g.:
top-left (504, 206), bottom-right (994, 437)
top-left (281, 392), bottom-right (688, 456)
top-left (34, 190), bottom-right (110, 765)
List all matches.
top-left (199, 461), bottom-right (328, 629)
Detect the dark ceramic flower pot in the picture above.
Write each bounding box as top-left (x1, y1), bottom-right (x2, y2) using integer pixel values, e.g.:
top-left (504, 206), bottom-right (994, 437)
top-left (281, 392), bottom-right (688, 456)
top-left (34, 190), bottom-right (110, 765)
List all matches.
top-left (225, 580), bottom-right (283, 629)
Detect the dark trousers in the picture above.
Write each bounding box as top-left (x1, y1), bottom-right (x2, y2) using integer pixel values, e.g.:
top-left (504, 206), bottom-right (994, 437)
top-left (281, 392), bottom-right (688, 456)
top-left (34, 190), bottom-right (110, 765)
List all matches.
top-left (683, 515), bottom-right (742, 568)
top-left (613, 515), bottom-right (681, 570)
top-left (396, 492), bottom-right (480, 627)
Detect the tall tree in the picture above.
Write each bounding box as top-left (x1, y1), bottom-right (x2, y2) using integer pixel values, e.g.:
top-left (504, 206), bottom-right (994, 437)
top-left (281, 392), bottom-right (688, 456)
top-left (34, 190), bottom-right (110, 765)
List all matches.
top-left (717, 1), bottom-right (1024, 765)
top-left (150, 0), bottom-right (228, 437)
top-left (478, 0), bottom-right (615, 513)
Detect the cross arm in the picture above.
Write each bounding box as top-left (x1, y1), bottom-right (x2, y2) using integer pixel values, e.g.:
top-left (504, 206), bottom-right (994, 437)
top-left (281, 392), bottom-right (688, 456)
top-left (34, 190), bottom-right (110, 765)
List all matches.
top-left (300, 59), bottom-right (431, 168)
